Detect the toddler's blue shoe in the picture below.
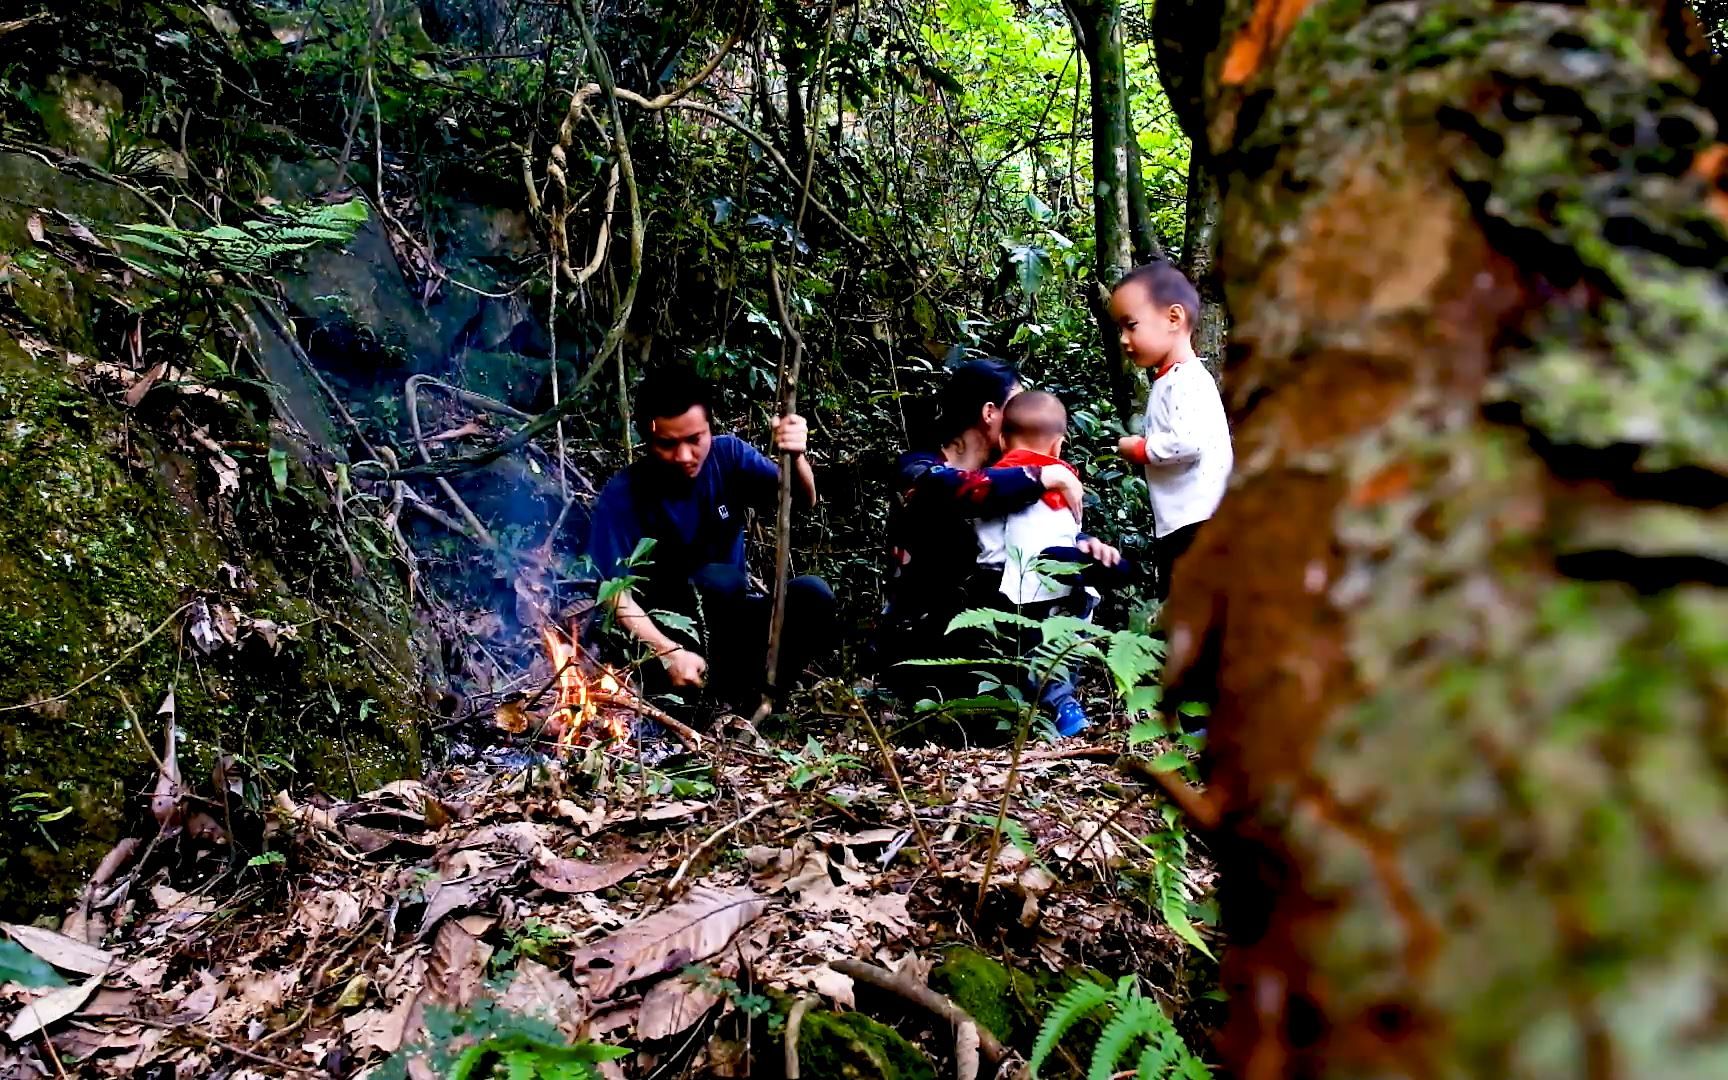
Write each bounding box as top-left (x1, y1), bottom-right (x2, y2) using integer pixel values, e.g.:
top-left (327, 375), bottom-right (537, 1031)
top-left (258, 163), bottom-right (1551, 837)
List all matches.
top-left (1054, 699), bottom-right (1091, 738)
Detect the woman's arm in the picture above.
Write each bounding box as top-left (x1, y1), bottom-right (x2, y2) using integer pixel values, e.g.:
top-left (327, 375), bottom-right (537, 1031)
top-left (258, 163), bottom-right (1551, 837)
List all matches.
top-left (905, 459), bottom-right (1048, 518)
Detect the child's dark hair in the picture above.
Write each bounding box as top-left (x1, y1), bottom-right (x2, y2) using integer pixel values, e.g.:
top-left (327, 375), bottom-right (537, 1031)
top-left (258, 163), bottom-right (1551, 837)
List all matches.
top-left (1001, 390), bottom-right (1067, 442)
top-left (1114, 260), bottom-right (1200, 332)
top-left (929, 357), bottom-right (1020, 446)
top-left (634, 366), bottom-right (713, 439)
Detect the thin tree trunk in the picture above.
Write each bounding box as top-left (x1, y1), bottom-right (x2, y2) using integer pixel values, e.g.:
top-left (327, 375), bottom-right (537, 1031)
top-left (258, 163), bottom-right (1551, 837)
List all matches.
top-left (1125, 133), bottom-right (1163, 264)
top-left (1153, 0), bottom-right (1728, 1076)
top-left (1179, 154), bottom-right (1224, 376)
top-left (1068, 0), bottom-right (1158, 416)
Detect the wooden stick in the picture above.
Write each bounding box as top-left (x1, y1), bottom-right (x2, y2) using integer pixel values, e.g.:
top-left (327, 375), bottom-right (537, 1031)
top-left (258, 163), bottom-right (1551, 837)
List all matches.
top-left (830, 959), bottom-right (1008, 1064)
top-left (784, 994), bottom-right (816, 1078)
top-left (124, 1016), bottom-right (321, 1075)
top-left (589, 689), bottom-right (702, 752)
top-left (665, 802), bottom-right (773, 892)
top-left (752, 255), bottom-right (806, 724)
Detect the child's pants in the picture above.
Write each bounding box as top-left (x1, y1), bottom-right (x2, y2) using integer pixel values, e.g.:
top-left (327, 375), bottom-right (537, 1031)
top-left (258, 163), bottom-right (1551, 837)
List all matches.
top-left (1010, 545), bottom-right (1137, 720)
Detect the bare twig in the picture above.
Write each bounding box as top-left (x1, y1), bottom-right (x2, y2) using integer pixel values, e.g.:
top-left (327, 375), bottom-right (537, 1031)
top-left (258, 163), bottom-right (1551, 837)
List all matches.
top-left (569, 0), bottom-right (644, 394)
top-left (602, 86), bottom-right (866, 250)
top-left (1117, 754), bottom-right (1219, 831)
top-left (404, 375), bottom-right (498, 549)
top-left (0, 13), bottom-right (49, 38)
top-left (589, 689), bottom-right (703, 752)
top-left (784, 994), bottom-right (816, 1078)
top-left (665, 802), bottom-right (773, 892)
top-left (124, 1017), bottom-right (321, 1075)
top-left (829, 959), bottom-right (1008, 1064)
top-left (570, 163), bottom-right (621, 287)
top-left (860, 708), bottom-right (944, 877)
top-left (752, 254), bottom-right (807, 720)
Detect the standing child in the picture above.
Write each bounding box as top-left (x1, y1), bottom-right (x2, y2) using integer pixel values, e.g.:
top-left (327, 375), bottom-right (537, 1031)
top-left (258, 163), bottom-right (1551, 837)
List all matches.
top-left (1110, 262), bottom-right (1232, 600)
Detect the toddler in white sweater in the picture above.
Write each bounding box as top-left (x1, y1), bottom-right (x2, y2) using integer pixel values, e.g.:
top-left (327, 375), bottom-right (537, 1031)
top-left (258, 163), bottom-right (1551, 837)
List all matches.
top-left (1110, 262), bottom-right (1233, 599)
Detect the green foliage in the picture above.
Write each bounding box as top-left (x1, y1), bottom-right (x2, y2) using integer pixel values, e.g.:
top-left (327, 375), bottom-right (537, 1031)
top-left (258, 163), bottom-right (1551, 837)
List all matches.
top-left (1030, 975), bottom-right (1206, 1080)
top-left (110, 201), bottom-right (369, 278)
top-left (776, 736), bottom-right (862, 791)
top-left (683, 964), bottom-right (776, 1022)
top-left (0, 938), bottom-right (66, 988)
top-left (491, 919), bottom-right (570, 972)
top-left (382, 994), bottom-right (628, 1080)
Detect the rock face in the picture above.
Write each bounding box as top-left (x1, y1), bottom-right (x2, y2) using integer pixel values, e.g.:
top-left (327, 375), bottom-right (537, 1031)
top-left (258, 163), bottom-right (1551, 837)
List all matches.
top-left (36, 74), bottom-right (124, 162)
top-left (0, 151), bottom-right (423, 918)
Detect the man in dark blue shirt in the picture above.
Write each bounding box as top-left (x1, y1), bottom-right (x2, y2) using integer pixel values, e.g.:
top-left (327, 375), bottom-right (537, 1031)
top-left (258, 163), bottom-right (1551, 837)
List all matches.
top-left (587, 368), bottom-right (834, 705)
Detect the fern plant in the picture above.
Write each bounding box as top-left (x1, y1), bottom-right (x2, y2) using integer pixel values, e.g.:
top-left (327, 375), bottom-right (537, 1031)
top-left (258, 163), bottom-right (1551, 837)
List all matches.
top-left (109, 200), bottom-right (370, 278)
top-left (1031, 976), bottom-right (1208, 1080)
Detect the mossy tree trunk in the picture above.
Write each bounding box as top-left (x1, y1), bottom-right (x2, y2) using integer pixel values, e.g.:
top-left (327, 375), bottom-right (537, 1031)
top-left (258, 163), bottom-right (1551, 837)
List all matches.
top-left (1067, 0), bottom-right (1163, 415)
top-left (1153, 0), bottom-right (1728, 1076)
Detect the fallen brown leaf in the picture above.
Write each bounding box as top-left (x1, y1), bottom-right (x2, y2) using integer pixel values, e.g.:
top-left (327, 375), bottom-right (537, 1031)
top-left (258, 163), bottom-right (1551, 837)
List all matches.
top-left (570, 885), bottom-right (769, 1000)
top-left (2, 922), bottom-right (116, 976)
top-left (122, 361), bottom-right (168, 408)
top-left (496, 960), bottom-right (586, 1038)
top-left (4, 974), bottom-right (102, 1040)
top-left (425, 921), bottom-right (491, 1010)
top-left (530, 853), bottom-right (650, 895)
top-left (637, 972), bottom-right (723, 1042)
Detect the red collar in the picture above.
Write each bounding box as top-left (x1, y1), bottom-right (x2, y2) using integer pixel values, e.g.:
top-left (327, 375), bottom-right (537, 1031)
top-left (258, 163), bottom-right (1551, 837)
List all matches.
top-left (1154, 355), bottom-right (1185, 380)
top-left (998, 449), bottom-right (1076, 510)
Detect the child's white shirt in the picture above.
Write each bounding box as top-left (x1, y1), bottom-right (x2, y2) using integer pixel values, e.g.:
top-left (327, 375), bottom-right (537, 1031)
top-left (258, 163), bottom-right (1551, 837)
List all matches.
top-left (1000, 501), bottom-right (1079, 604)
top-left (1140, 359), bottom-right (1232, 535)
top-left (977, 497), bottom-right (1080, 606)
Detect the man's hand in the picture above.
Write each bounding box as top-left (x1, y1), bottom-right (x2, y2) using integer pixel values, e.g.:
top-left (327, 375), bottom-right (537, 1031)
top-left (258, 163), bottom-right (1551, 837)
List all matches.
top-left (660, 647), bottom-right (708, 687)
top-left (1076, 536), bottom-right (1123, 568)
top-left (772, 413), bottom-right (809, 456)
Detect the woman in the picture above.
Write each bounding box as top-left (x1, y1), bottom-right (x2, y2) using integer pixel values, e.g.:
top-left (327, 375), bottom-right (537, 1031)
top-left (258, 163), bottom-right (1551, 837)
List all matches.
top-left (878, 358), bottom-right (1115, 705)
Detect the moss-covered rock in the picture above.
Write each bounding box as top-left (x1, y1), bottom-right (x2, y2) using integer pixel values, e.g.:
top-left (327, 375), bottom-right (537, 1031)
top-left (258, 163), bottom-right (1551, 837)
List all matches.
top-left (0, 151), bottom-right (425, 918)
top-left (0, 329), bottom-right (423, 916)
top-left (797, 1010), bottom-right (936, 1080)
top-left (929, 945), bottom-right (1037, 1047)
top-left (929, 945), bottom-right (1113, 1058)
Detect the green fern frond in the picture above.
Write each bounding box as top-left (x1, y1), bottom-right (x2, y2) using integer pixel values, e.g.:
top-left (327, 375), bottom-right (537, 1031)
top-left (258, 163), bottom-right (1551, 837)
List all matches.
top-left (1105, 630), bottom-right (1164, 694)
top-left (945, 607), bottom-right (1045, 635)
top-left (1088, 994), bottom-right (1158, 1080)
top-left (111, 201), bottom-right (368, 276)
top-left (897, 655), bottom-right (1007, 667)
top-left (1029, 978), bottom-right (1114, 1077)
top-left (1173, 1053), bottom-right (1212, 1079)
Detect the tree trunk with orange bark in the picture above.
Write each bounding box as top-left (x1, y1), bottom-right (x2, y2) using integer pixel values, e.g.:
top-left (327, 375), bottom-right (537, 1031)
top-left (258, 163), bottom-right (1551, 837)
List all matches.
top-left (1152, 0), bottom-right (1728, 1077)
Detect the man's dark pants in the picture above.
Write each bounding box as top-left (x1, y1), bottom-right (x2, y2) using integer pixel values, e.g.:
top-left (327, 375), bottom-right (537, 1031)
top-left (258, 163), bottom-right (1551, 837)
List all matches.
top-left (637, 564), bottom-right (837, 709)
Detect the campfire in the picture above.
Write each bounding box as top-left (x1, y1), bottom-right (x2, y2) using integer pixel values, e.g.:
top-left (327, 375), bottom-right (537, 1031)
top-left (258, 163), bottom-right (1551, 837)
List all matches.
top-left (536, 620), bottom-right (631, 748)
top-left (495, 616), bottom-right (702, 755)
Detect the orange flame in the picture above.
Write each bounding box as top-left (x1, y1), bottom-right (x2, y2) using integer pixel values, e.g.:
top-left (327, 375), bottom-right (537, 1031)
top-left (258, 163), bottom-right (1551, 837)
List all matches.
top-left (537, 622), bottom-right (631, 749)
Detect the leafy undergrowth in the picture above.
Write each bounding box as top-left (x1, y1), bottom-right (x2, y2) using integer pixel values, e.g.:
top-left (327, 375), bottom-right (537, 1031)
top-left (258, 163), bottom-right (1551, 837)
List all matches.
top-left (0, 713), bottom-right (1216, 1078)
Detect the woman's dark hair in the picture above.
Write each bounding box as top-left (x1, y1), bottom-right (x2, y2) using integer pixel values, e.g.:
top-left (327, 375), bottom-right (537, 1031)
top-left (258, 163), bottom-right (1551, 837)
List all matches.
top-left (634, 366), bottom-right (714, 440)
top-left (929, 357), bottom-right (1020, 446)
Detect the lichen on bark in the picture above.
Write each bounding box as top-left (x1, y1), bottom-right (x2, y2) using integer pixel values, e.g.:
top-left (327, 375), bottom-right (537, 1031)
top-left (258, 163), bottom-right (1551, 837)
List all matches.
top-left (1153, 0), bottom-right (1728, 1075)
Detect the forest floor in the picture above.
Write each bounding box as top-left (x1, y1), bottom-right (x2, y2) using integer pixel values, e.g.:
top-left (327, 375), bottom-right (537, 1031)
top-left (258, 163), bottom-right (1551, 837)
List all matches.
top-left (0, 680), bottom-right (1217, 1079)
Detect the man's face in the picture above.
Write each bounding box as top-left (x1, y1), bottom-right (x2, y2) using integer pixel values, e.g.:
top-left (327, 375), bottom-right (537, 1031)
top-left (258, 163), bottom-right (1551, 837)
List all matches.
top-left (1110, 281), bottom-right (1185, 369)
top-left (646, 405), bottom-right (712, 480)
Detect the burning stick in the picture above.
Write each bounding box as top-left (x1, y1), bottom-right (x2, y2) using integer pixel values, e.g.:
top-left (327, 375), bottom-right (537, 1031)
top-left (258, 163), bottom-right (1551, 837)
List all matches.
top-left (587, 688), bottom-right (703, 753)
top-left (535, 621), bottom-right (703, 753)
